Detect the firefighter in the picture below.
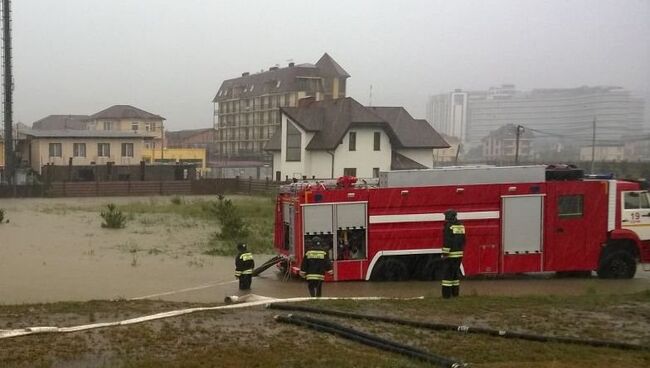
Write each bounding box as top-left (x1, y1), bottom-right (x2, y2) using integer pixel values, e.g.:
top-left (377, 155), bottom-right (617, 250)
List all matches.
top-left (300, 236), bottom-right (333, 297)
top-left (235, 243), bottom-right (254, 291)
top-left (441, 209), bottom-right (465, 299)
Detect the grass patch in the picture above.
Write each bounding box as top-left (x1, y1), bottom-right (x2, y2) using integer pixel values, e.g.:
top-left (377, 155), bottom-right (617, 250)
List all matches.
top-left (0, 292), bottom-right (648, 367)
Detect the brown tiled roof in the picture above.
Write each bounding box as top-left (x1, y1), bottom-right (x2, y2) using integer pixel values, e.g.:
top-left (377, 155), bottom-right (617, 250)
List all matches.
top-left (315, 53), bottom-right (350, 78)
top-left (264, 97), bottom-right (449, 151)
top-left (90, 105), bottom-right (165, 120)
top-left (367, 107), bottom-right (449, 149)
top-left (32, 115), bottom-right (90, 130)
top-left (213, 53), bottom-right (350, 102)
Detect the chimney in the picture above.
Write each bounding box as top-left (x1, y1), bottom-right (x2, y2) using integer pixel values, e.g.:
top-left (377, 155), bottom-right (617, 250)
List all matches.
top-left (242, 72), bottom-right (250, 77)
top-left (289, 62), bottom-right (295, 67)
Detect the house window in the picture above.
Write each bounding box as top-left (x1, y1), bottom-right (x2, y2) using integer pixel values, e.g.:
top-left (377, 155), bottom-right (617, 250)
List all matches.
top-left (97, 143), bottom-right (111, 157)
top-left (73, 143), bottom-right (86, 157)
top-left (286, 121), bottom-right (301, 162)
top-left (144, 123), bottom-right (151, 132)
top-left (373, 132), bottom-right (381, 151)
top-left (558, 195), bottom-right (583, 218)
top-left (103, 121), bottom-right (113, 131)
top-left (373, 168), bottom-right (380, 178)
top-left (131, 122), bottom-right (139, 131)
top-left (49, 143), bottom-right (62, 157)
top-left (121, 143), bottom-right (134, 157)
top-left (349, 132), bottom-right (356, 151)
top-left (343, 168), bottom-right (357, 177)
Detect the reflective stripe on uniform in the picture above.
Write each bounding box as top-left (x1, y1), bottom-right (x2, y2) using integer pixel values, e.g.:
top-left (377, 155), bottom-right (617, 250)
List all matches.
top-left (306, 250), bottom-right (326, 259)
top-left (239, 253), bottom-right (253, 261)
top-left (441, 280), bottom-right (454, 286)
top-left (447, 251), bottom-right (464, 258)
top-left (241, 269), bottom-right (253, 275)
top-left (441, 247), bottom-right (450, 253)
top-left (306, 274), bottom-right (325, 280)
top-left (451, 225), bottom-right (465, 234)
top-left (451, 280), bottom-right (460, 286)
top-left (234, 271), bottom-right (242, 276)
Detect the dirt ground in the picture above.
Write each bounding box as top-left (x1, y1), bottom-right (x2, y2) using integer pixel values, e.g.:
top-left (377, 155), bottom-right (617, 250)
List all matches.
top-left (0, 292), bottom-right (648, 367)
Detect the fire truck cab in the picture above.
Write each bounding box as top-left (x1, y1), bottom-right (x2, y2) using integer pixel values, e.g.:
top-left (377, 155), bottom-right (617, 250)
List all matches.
top-left (273, 166), bottom-right (650, 281)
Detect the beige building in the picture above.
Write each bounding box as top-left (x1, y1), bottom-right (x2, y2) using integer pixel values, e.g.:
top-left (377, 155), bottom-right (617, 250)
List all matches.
top-left (213, 53), bottom-right (350, 159)
top-left (482, 124), bottom-right (533, 161)
top-left (85, 105), bottom-right (164, 149)
top-left (579, 145), bottom-right (625, 162)
top-left (20, 130), bottom-right (151, 173)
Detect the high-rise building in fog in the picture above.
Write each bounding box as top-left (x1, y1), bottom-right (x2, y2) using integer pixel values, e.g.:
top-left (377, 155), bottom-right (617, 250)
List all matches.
top-left (426, 85), bottom-right (646, 146)
top-left (212, 53), bottom-right (350, 159)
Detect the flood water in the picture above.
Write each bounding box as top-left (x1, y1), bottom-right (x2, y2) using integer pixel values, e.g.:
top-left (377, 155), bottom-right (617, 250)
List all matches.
top-left (0, 197), bottom-right (649, 304)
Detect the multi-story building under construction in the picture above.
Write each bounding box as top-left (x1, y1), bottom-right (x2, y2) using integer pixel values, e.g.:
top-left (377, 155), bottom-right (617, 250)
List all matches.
top-left (212, 53), bottom-right (350, 160)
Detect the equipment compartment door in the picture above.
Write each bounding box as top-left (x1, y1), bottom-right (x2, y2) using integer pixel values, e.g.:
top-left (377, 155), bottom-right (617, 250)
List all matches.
top-left (333, 202), bottom-right (368, 281)
top-left (501, 195), bottom-right (544, 273)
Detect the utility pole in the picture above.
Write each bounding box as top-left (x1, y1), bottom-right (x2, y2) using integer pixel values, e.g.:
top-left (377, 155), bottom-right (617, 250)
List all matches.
top-left (590, 117), bottom-right (596, 174)
top-left (2, 0), bottom-right (13, 185)
top-left (514, 124), bottom-right (524, 165)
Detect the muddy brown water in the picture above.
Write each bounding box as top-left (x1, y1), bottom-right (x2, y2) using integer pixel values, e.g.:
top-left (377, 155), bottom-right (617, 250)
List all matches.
top-left (0, 196), bottom-right (648, 304)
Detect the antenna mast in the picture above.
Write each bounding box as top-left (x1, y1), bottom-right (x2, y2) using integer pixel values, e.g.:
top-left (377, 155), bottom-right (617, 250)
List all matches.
top-left (2, 0), bottom-right (13, 184)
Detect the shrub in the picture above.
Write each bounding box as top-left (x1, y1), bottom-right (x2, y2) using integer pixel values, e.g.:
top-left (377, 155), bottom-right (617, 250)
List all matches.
top-left (100, 203), bottom-right (127, 229)
top-left (209, 196), bottom-right (249, 240)
top-left (0, 208), bottom-right (6, 224)
top-left (170, 196), bottom-right (183, 205)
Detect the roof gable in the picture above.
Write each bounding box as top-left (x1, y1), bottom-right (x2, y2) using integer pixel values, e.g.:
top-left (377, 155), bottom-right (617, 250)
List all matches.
top-left (266, 97), bottom-right (449, 152)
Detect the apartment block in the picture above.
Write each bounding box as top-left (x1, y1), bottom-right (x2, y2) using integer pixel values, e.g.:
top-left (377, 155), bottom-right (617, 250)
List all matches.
top-left (212, 53), bottom-right (350, 159)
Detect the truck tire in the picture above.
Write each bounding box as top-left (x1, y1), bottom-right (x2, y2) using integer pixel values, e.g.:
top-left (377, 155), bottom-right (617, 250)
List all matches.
top-left (597, 250), bottom-right (637, 279)
top-left (373, 258), bottom-right (409, 281)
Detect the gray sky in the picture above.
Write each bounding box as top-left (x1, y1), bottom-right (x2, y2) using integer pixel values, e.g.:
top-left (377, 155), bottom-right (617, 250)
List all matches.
top-left (13, 0), bottom-right (650, 131)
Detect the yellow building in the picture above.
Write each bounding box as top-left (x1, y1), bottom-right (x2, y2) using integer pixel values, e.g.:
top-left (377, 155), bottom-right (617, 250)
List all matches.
top-left (20, 130), bottom-right (152, 173)
top-left (143, 147), bottom-right (207, 174)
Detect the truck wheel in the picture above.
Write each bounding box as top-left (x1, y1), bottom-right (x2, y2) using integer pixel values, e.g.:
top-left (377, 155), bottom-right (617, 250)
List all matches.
top-left (597, 251), bottom-right (636, 279)
top-left (375, 258), bottom-right (409, 281)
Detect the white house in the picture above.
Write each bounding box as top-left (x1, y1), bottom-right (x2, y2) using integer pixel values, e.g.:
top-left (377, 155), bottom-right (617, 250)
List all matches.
top-left (265, 97), bottom-right (449, 180)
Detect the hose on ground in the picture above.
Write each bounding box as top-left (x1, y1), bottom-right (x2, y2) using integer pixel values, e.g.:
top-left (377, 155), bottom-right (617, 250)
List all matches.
top-left (275, 313), bottom-right (467, 368)
top-left (268, 303), bottom-right (648, 351)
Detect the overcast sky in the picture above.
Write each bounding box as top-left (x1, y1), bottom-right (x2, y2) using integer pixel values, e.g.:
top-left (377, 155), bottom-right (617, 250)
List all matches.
top-left (12, 0), bottom-right (650, 131)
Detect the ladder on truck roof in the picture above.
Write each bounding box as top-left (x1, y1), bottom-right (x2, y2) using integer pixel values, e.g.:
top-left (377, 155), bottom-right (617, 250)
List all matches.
top-left (378, 165), bottom-right (548, 187)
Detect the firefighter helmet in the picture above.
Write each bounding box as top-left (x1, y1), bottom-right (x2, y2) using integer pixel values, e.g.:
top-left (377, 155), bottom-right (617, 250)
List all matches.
top-left (444, 209), bottom-right (458, 221)
top-left (311, 236), bottom-right (323, 248)
top-left (237, 243), bottom-right (247, 252)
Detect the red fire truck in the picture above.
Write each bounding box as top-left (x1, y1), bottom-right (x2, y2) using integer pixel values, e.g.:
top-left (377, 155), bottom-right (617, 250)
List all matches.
top-left (273, 166), bottom-right (650, 281)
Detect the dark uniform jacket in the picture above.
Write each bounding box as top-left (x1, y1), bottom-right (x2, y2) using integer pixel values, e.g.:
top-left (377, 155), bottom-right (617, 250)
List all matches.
top-left (442, 220), bottom-right (466, 258)
top-left (300, 249), bottom-right (333, 280)
top-left (235, 251), bottom-right (255, 277)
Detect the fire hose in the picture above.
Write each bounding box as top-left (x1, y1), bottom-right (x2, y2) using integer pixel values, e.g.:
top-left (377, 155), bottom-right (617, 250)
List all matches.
top-left (252, 255), bottom-right (287, 277)
top-left (274, 313), bottom-right (467, 368)
top-left (268, 303), bottom-right (648, 351)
